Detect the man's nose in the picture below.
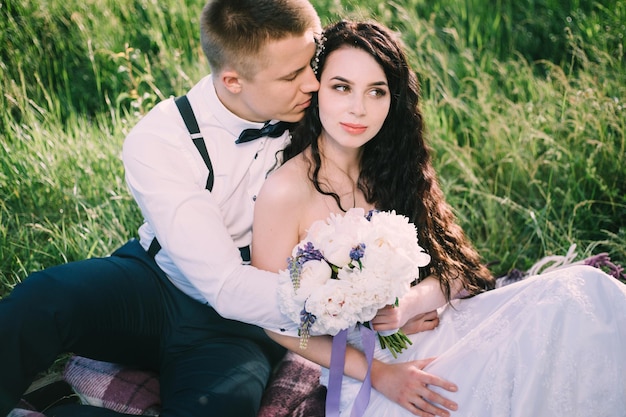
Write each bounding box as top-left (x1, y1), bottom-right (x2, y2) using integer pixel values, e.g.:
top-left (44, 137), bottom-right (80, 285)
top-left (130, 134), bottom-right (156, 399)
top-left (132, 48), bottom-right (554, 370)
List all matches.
top-left (301, 65), bottom-right (320, 93)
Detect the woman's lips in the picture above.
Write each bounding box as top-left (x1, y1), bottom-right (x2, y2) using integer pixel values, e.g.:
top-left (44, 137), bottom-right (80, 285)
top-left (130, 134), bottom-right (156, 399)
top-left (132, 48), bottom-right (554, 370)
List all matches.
top-left (340, 122), bottom-right (367, 134)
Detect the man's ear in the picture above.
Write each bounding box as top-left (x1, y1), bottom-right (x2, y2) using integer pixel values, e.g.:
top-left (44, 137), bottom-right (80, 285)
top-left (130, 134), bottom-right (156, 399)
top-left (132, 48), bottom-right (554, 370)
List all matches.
top-left (220, 69), bottom-right (243, 94)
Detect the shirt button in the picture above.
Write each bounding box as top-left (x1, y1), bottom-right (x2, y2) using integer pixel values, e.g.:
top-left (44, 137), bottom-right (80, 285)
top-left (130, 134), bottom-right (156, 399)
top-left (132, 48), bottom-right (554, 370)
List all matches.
top-left (252, 195), bottom-right (257, 201)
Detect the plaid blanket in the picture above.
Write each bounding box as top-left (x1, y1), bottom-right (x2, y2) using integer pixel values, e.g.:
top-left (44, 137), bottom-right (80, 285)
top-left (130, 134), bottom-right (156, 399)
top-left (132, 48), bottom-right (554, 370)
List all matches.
top-left (257, 352), bottom-right (325, 417)
top-left (9, 246), bottom-right (624, 417)
top-left (7, 404), bottom-right (45, 417)
top-left (63, 356), bottom-right (161, 416)
top-left (9, 351), bottom-right (324, 417)
top-left (60, 352), bottom-right (324, 417)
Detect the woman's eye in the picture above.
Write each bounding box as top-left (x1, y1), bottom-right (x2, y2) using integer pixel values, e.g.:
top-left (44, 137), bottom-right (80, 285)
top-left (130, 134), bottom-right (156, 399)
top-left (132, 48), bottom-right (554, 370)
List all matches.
top-left (333, 84), bottom-right (349, 92)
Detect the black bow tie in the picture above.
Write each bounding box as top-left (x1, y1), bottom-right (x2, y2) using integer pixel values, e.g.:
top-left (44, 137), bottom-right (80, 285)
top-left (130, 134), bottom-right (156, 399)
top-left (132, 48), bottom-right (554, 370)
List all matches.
top-left (236, 121), bottom-right (296, 144)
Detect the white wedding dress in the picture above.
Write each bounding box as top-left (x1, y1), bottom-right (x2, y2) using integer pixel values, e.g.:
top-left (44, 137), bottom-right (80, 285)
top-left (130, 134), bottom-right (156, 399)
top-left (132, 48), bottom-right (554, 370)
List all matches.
top-left (320, 265), bottom-right (626, 417)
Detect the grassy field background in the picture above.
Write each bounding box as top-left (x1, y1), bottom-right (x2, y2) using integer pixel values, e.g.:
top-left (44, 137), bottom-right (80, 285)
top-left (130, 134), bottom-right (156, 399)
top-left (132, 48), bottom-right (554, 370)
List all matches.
top-left (1, 0), bottom-right (625, 296)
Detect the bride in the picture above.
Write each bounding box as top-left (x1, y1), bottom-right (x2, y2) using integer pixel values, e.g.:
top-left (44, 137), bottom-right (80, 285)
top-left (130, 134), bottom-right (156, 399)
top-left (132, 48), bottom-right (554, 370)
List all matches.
top-left (251, 19), bottom-right (626, 417)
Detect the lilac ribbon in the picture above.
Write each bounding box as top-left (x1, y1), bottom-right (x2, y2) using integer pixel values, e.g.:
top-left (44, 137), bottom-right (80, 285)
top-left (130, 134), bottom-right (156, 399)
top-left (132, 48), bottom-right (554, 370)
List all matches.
top-left (325, 329), bottom-right (348, 417)
top-left (326, 325), bottom-right (377, 417)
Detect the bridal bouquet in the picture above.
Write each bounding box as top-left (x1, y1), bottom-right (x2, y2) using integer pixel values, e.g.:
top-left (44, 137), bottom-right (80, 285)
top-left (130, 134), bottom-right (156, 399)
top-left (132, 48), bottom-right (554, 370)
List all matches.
top-left (277, 208), bottom-right (431, 358)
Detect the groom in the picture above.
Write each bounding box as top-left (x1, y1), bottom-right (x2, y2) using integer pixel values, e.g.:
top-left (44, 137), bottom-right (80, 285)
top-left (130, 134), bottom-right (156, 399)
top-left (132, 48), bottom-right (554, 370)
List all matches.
top-left (0, 1), bottom-right (320, 416)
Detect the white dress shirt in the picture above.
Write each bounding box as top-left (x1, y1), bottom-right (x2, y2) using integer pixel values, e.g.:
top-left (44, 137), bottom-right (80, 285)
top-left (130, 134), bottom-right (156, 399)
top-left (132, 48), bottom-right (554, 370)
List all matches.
top-left (123, 74), bottom-right (294, 332)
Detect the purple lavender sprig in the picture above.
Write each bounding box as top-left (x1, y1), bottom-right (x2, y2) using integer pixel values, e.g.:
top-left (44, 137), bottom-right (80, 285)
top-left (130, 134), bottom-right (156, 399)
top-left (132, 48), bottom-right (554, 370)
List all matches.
top-left (299, 308), bottom-right (317, 349)
top-left (349, 243), bottom-right (366, 270)
top-left (287, 242), bottom-right (324, 289)
top-left (584, 253), bottom-right (626, 281)
top-left (365, 209), bottom-right (379, 221)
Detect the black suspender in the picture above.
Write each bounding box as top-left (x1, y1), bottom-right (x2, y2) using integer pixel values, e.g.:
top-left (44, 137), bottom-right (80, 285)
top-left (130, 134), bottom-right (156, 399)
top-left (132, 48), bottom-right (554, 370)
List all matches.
top-left (147, 95), bottom-right (251, 263)
top-left (174, 95), bottom-right (215, 191)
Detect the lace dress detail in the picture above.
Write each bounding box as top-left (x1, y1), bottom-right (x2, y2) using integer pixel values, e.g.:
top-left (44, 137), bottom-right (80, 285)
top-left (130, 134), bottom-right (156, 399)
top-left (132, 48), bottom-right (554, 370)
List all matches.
top-left (320, 265), bottom-right (626, 416)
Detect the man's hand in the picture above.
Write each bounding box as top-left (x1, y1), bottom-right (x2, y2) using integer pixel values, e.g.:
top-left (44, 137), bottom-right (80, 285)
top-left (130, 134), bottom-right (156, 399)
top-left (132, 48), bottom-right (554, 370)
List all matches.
top-left (372, 358), bottom-right (458, 417)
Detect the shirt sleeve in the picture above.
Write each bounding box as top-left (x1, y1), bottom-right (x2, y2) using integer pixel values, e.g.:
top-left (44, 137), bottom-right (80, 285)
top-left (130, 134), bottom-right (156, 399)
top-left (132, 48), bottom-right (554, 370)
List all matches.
top-left (122, 101), bottom-right (296, 332)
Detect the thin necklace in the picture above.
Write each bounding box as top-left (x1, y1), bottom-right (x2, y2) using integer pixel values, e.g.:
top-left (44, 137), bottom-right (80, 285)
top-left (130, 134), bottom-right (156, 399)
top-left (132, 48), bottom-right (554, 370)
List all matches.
top-left (318, 140), bottom-right (359, 210)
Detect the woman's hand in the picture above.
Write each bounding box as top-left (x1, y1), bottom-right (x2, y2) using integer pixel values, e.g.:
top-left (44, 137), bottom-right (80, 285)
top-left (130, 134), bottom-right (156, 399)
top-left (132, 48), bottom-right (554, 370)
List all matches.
top-left (371, 275), bottom-right (453, 335)
top-left (402, 310), bottom-right (439, 335)
top-left (372, 359), bottom-right (458, 417)
top-left (371, 305), bottom-right (439, 335)
top-left (371, 303), bottom-right (409, 330)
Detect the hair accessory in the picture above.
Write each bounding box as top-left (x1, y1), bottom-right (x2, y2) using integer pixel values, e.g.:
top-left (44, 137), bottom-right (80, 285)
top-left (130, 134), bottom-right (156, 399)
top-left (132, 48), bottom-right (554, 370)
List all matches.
top-left (311, 33), bottom-right (326, 74)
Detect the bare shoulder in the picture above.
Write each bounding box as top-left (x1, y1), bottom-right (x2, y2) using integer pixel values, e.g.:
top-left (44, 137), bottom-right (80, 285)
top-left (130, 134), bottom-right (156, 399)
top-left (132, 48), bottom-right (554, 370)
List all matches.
top-left (257, 153), bottom-right (312, 208)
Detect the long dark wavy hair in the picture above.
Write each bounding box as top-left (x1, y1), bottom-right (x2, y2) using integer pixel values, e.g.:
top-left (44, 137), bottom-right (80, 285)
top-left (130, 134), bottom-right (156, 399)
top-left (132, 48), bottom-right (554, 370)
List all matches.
top-left (282, 20), bottom-right (494, 299)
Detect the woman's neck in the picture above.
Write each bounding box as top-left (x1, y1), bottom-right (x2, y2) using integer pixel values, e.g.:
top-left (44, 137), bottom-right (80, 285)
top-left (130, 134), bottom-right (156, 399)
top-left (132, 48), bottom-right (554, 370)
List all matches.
top-left (317, 133), bottom-right (361, 182)
top-left (315, 133), bottom-right (364, 211)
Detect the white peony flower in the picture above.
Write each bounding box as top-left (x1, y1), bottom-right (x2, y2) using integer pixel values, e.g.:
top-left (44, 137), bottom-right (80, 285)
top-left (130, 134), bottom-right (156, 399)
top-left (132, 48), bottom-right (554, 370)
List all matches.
top-left (303, 218), bottom-right (336, 250)
top-left (297, 259), bottom-right (333, 293)
top-left (307, 279), bottom-right (357, 335)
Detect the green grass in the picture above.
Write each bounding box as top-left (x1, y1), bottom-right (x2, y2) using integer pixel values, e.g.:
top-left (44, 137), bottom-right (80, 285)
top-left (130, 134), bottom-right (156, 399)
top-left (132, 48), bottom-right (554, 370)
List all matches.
top-left (1, 0), bottom-right (625, 297)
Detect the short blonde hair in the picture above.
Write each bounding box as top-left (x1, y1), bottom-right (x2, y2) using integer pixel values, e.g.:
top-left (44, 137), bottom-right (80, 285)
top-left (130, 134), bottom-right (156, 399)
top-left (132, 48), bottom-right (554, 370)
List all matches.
top-left (200, 0), bottom-right (321, 79)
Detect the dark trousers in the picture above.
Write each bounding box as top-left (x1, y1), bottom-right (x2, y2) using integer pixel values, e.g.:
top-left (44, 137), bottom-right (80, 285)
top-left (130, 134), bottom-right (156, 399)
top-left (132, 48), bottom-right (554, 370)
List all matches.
top-left (0, 239), bottom-right (284, 417)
